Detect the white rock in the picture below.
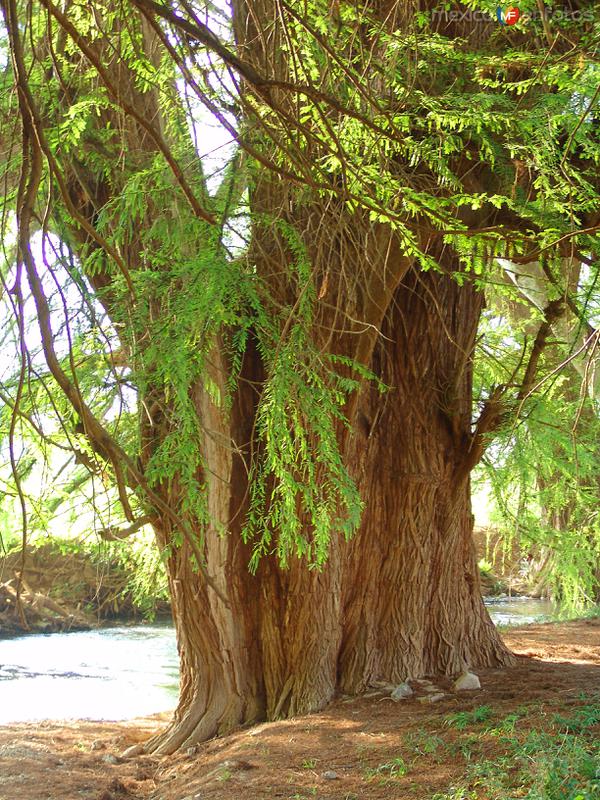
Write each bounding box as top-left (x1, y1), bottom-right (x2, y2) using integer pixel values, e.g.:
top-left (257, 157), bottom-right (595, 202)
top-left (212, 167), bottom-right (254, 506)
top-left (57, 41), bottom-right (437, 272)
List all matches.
top-left (429, 692), bottom-right (446, 703)
top-left (453, 671), bottom-right (481, 691)
top-left (322, 770), bottom-right (338, 780)
top-left (391, 682), bottom-right (414, 701)
top-left (121, 743), bottom-right (144, 758)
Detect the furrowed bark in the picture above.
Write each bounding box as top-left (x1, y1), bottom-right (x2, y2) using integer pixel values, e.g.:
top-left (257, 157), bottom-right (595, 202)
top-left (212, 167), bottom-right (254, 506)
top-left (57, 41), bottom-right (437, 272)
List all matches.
top-left (141, 247), bottom-right (513, 756)
top-left (339, 261), bottom-right (513, 692)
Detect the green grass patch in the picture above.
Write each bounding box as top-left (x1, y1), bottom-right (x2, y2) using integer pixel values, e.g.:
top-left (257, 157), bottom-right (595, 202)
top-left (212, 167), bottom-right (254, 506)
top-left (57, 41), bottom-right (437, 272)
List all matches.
top-left (424, 700), bottom-right (600, 799)
top-left (445, 705), bottom-right (494, 730)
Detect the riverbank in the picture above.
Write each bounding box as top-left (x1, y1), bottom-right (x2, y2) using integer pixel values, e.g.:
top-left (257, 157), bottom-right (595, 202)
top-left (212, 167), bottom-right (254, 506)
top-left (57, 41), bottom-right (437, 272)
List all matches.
top-left (1, 618), bottom-right (599, 800)
top-left (0, 543), bottom-right (170, 636)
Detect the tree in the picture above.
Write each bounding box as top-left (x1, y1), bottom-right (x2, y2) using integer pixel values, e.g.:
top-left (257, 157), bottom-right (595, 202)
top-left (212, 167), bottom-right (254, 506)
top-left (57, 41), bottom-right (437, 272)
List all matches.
top-left (1, 0), bottom-right (599, 754)
top-left (475, 271), bottom-right (600, 604)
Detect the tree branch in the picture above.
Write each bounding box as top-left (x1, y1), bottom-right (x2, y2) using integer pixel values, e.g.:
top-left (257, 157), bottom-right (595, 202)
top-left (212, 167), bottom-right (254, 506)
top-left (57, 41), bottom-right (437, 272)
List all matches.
top-left (455, 297), bottom-right (568, 485)
top-left (98, 515), bottom-right (154, 541)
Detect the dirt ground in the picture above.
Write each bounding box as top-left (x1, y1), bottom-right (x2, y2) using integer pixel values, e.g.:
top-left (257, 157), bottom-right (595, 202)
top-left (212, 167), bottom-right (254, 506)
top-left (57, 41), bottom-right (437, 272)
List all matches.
top-left (1, 618), bottom-right (599, 800)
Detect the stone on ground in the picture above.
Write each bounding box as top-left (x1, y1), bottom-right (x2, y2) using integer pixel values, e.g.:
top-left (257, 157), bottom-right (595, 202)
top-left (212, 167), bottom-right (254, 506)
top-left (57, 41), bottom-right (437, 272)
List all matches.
top-left (391, 682), bottom-right (414, 701)
top-left (453, 671), bottom-right (481, 691)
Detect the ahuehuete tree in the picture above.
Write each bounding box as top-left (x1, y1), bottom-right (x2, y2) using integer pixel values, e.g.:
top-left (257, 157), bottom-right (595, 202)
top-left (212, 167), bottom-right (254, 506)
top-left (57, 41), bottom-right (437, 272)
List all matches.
top-left (1, 0), bottom-right (599, 752)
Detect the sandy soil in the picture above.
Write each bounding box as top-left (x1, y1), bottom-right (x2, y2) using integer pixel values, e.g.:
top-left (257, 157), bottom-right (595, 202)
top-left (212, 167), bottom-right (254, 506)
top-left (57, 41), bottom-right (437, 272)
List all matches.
top-left (1, 618), bottom-right (599, 800)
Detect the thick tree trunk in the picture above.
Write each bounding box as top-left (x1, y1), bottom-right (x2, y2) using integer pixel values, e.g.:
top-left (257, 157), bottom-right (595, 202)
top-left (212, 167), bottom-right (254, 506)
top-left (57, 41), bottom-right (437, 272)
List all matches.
top-left (340, 265), bottom-right (512, 692)
top-left (140, 258), bottom-right (513, 756)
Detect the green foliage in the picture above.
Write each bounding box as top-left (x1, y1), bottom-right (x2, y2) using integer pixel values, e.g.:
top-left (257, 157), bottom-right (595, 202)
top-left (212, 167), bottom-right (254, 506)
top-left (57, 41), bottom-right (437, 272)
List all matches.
top-left (0, 0), bottom-right (600, 589)
top-left (242, 222), bottom-right (367, 568)
top-left (416, 700), bottom-right (600, 800)
top-left (405, 729), bottom-right (446, 759)
top-left (102, 532), bottom-right (170, 619)
top-left (0, 506), bottom-right (23, 554)
top-left (364, 756), bottom-right (409, 783)
top-left (261, 0), bottom-right (600, 257)
top-left (445, 706), bottom-right (494, 731)
top-left (553, 702), bottom-right (600, 734)
top-left (467, 729), bottom-right (600, 800)
top-left (475, 314), bottom-right (600, 606)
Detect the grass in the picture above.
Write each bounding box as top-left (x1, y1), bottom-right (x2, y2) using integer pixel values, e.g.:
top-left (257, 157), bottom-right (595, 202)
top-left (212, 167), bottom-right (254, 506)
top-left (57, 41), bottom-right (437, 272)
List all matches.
top-left (444, 705), bottom-right (494, 730)
top-left (466, 730), bottom-right (600, 799)
top-left (553, 702), bottom-right (600, 733)
top-left (364, 756), bottom-right (409, 784)
top-left (431, 789), bottom-right (476, 800)
top-left (405, 728), bottom-right (446, 759)
top-left (410, 696), bottom-right (600, 799)
top-left (286, 695), bottom-right (600, 800)
top-left (554, 605), bottom-right (600, 623)
top-left (215, 767), bottom-right (232, 782)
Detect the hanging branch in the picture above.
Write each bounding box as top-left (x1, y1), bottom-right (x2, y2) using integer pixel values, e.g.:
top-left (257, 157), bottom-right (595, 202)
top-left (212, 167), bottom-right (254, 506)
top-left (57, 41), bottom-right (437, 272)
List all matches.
top-left (39, 0), bottom-right (216, 226)
top-left (3, 0), bottom-right (229, 605)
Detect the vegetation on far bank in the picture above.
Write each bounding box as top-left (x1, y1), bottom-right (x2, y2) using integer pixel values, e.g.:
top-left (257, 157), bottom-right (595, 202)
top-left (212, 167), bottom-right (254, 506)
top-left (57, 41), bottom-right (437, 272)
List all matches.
top-left (0, 534), bottom-right (170, 635)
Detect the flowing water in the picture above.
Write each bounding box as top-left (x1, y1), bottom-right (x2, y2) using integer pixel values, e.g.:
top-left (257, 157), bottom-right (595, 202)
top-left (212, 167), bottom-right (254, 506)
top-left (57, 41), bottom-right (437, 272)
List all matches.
top-left (484, 595), bottom-right (558, 627)
top-left (0, 598), bottom-right (561, 724)
top-left (0, 624), bottom-right (178, 724)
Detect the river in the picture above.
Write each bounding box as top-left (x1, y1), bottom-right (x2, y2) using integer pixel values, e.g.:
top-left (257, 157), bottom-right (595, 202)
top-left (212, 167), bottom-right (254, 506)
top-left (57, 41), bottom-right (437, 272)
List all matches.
top-left (0, 624), bottom-right (179, 724)
top-left (0, 597), bottom-right (560, 724)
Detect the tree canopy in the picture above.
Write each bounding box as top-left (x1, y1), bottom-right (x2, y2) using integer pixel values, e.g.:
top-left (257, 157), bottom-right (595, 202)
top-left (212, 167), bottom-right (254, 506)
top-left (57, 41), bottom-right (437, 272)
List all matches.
top-left (0, 0), bottom-right (599, 751)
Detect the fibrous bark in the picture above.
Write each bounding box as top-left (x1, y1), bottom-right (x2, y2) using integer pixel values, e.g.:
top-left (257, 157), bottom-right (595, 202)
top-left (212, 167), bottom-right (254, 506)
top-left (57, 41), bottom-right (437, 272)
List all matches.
top-left (141, 243), bottom-right (513, 756)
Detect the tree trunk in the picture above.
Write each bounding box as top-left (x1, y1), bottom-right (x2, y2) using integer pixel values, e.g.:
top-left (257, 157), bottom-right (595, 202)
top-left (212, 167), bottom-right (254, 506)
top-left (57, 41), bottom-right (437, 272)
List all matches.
top-left (340, 264), bottom-right (512, 692)
top-left (140, 257), bottom-right (513, 756)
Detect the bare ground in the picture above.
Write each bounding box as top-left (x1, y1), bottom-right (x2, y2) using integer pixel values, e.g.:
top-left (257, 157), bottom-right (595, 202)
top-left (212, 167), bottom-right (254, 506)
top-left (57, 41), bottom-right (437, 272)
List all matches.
top-left (1, 618), bottom-right (599, 800)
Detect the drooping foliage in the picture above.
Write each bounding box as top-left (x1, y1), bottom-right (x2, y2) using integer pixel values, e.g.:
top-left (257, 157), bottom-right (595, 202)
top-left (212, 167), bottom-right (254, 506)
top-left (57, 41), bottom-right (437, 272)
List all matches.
top-left (0, 0), bottom-right (599, 596)
top-left (474, 276), bottom-right (600, 605)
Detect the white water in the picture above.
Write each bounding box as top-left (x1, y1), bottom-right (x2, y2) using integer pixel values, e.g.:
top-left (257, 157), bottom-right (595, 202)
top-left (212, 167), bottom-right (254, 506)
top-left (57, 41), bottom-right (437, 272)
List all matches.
top-left (0, 624), bottom-right (178, 724)
top-left (0, 598), bottom-right (560, 724)
top-left (484, 596), bottom-right (557, 626)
